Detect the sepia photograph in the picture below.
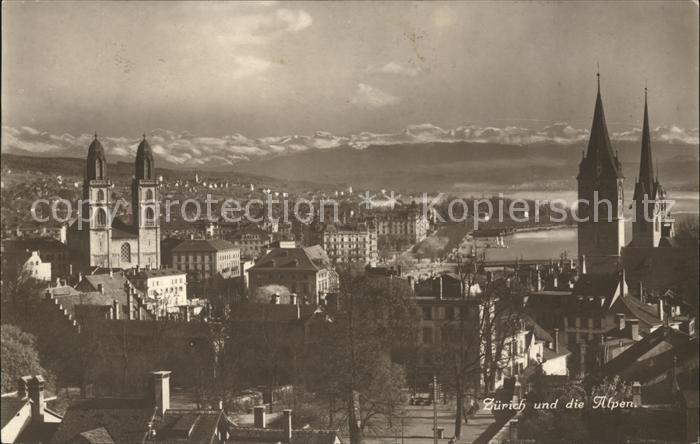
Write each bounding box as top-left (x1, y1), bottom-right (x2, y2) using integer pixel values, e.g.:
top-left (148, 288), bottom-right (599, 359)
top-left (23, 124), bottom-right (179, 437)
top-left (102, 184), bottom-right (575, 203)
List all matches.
top-left (1, 2), bottom-right (698, 443)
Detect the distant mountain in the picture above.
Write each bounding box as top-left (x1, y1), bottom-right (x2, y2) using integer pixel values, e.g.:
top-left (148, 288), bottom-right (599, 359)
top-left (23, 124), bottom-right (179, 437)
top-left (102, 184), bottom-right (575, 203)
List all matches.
top-left (229, 140), bottom-right (699, 193)
top-left (2, 123), bottom-right (697, 193)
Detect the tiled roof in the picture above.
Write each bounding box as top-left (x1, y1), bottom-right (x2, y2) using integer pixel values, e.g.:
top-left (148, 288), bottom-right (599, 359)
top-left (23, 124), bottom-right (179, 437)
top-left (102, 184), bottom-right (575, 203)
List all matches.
top-left (610, 296), bottom-right (662, 329)
top-left (50, 398), bottom-right (224, 444)
top-left (572, 273), bottom-right (620, 299)
top-left (78, 273), bottom-right (130, 293)
top-left (76, 427), bottom-right (115, 443)
top-left (520, 312), bottom-right (553, 343)
top-left (172, 239), bottom-right (237, 253)
top-left (131, 268), bottom-right (185, 279)
top-left (3, 237), bottom-right (66, 252)
top-left (601, 326), bottom-right (694, 382)
top-left (621, 337), bottom-right (698, 384)
top-left (252, 246), bottom-right (330, 272)
top-left (542, 345), bottom-right (571, 360)
top-left (47, 283), bottom-right (153, 324)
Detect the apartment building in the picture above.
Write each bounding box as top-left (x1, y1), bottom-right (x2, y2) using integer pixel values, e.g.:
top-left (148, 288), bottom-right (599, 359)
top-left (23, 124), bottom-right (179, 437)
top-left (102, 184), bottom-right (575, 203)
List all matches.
top-left (322, 223), bottom-right (378, 265)
top-left (171, 239), bottom-right (241, 280)
top-left (370, 207), bottom-right (429, 244)
top-left (248, 245), bottom-right (338, 305)
top-left (129, 267), bottom-right (188, 311)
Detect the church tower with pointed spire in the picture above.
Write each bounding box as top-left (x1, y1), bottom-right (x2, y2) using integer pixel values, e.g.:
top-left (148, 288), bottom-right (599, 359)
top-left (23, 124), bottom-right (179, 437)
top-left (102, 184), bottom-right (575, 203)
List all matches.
top-left (132, 134), bottom-right (160, 267)
top-left (630, 88), bottom-right (673, 247)
top-left (577, 74), bottom-right (625, 276)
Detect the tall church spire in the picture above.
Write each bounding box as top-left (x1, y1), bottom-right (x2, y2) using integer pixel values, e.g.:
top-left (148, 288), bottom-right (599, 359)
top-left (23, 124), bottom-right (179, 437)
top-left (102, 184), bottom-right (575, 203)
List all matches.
top-left (579, 72), bottom-right (623, 180)
top-left (638, 86), bottom-right (655, 198)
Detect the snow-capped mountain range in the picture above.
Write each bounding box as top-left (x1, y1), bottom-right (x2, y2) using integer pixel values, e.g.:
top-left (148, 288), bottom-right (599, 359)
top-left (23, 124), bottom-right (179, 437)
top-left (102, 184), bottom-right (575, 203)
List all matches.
top-left (2, 123), bottom-right (697, 169)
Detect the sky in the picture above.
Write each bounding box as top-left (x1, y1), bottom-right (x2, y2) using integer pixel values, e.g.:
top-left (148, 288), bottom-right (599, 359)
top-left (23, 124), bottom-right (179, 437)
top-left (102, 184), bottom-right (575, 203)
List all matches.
top-left (2, 1), bottom-right (698, 148)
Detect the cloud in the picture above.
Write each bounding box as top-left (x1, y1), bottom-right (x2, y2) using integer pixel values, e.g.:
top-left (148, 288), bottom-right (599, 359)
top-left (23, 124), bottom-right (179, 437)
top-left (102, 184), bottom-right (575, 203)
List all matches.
top-left (228, 56), bottom-right (274, 79)
top-left (350, 83), bottom-right (401, 108)
top-left (368, 62), bottom-right (421, 77)
top-left (2, 121), bottom-right (697, 169)
top-left (214, 7), bottom-right (313, 46)
top-left (613, 126), bottom-right (699, 145)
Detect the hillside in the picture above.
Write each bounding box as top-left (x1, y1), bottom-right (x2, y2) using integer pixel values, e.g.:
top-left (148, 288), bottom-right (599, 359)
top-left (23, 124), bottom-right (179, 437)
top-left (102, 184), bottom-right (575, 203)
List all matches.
top-left (229, 141), bottom-right (699, 193)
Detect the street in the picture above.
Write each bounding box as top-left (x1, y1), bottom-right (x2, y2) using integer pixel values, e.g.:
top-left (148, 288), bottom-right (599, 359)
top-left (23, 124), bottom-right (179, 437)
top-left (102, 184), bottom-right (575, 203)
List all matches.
top-left (352, 403), bottom-right (496, 444)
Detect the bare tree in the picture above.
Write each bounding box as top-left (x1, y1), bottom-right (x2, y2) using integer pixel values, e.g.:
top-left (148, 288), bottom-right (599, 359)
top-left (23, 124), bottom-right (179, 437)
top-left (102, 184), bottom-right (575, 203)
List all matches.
top-left (305, 273), bottom-right (418, 444)
top-left (433, 254), bottom-right (527, 439)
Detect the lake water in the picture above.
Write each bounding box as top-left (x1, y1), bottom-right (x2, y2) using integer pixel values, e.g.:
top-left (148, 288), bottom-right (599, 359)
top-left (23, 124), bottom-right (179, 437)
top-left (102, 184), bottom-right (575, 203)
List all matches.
top-left (455, 190), bottom-right (698, 262)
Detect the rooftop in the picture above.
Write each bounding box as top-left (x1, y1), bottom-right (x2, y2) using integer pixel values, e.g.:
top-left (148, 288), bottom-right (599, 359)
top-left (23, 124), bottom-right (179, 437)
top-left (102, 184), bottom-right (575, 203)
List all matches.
top-left (171, 239), bottom-right (238, 253)
top-left (49, 397), bottom-right (224, 444)
top-left (252, 246), bottom-right (331, 272)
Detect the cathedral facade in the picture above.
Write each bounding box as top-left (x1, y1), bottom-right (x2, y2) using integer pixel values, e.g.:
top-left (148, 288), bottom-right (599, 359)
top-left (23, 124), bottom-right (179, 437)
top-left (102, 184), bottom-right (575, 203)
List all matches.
top-left (67, 135), bottom-right (160, 271)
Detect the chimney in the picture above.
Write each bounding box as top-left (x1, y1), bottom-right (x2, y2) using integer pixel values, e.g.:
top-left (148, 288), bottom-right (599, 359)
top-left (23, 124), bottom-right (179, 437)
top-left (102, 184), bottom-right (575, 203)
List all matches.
top-left (97, 283), bottom-right (104, 294)
top-left (638, 281), bottom-right (644, 303)
top-left (615, 313), bottom-right (625, 331)
top-left (112, 299), bottom-right (120, 320)
top-left (580, 255), bottom-right (586, 275)
top-left (253, 405), bottom-right (266, 428)
top-left (657, 299), bottom-right (664, 322)
top-left (78, 272), bottom-right (84, 283)
top-left (127, 292), bottom-right (134, 320)
top-left (150, 371), bottom-right (171, 415)
top-left (17, 376), bottom-right (32, 400)
top-left (290, 293), bottom-right (297, 305)
top-left (619, 268), bottom-right (626, 297)
top-left (535, 270), bottom-right (542, 292)
top-left (628, 319), bottom-right (640, 341)
top-left (553, 328), bottom-right (559, 353)
top-left (283, 409), bottom-right (292, 443)
top-left (28, 375), bottom-right (45, 423)
top-left (185, 306), bottom-right (191, 322)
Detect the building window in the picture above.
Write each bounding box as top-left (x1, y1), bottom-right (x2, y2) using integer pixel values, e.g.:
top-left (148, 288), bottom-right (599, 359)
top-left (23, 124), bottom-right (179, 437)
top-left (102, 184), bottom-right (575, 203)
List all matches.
top-left (96, 208), bottom-right (107, 227)
top-left (146, 189), bottom-right (154, 201)
top-left (422, 306), bottom-right (432, 320)
top-left (97, 189), bottom-right (105, 202)
top-left (121, 243), bottom-right (131, 263)
top-left (96, 160), bottom-right (104, 179)
top-left (146, 207), bottom-right (155, 224)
